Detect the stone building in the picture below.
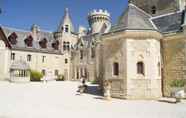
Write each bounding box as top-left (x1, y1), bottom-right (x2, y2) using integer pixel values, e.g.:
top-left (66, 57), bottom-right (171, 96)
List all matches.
top-left (71, 0), bottom-right (186, 99)
top-left (0, 0), bottom-right (185, 99)
top-left (0, 9), bottom-right (78, 81)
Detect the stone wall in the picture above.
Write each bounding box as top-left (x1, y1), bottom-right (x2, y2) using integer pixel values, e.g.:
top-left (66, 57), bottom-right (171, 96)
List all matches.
top-left (162, 34), bottom-right (186, 96)
top-left (127, 79), bottom-right (162, 99)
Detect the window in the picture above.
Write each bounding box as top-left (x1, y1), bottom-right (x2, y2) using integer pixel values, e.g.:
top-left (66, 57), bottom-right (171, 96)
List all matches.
top-left (151, 6), bottom-right (156, 14)
top-left (42, 69), bottom-right (46, 76)
top-left (63, 41), bottom-right (70, 51)
top-left (11, 53), bottom-right (15, 60)
top-left (65, 25), bottom-right (69, 32)
top-left (113, 62), bottom-right (119, 76)
top-left (80, 50), bottom-right (83, 60)
top-left (137, 61), bottom-right (145, 75)
top-left (55, 70), bottom-right (59, 76)
top-left (8, 32), bottom-right (17, 45)
top-left (24, 35), bottom-right (33, 47)
top-left (65, 58), bottom-right (68, 64)
top-left (158, 62), bottom-right (161, 76)
top-left (91, 48), bottom-right (95, 58)
top-left (39, 38), bottom-right (47, 48)
top-left (27, 54), bottom-right (31, 62)
top-left (52, 40), bottom-right (59, 50)
top-left (42, 56), bottom-right (46, 63)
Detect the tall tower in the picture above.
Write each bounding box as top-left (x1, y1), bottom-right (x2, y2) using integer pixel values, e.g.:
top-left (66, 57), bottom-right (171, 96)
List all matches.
top-left (54, 8), bottom-right (76, 53)
top-left (88, 9), bottom-right (111, 34)
top-left (57, 8), bottom-right (74, 33)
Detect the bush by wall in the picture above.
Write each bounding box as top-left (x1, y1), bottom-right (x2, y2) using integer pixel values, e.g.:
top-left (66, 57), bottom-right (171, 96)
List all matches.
top-left (56, 74), bottom-right (65, 81)
top-left (170, 79), bottom-right (186, 88)
top-left (30, 70), bottom-right (43, 81)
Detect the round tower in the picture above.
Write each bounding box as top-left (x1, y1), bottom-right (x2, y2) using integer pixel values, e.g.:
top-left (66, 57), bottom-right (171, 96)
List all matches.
top-left (88, 9), bottom-right (111, 34)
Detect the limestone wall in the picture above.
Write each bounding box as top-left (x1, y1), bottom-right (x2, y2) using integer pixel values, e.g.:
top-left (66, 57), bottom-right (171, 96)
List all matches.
top-left (162, 34), bottom-right (186, 96)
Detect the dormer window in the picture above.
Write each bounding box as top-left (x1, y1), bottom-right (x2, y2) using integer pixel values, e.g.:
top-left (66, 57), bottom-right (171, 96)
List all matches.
top-left (24, 35), bottom-right (33, 47)
top-left (52, 40), bottom-right (59, 50)
top-left (65, 25), bottom-right (69, 33)
top-left (39, 38), bottom-right (47, 48)
top-left (151, 6), bottom-right (156, 14)
top-left (8, 32), bottom-right (18, 45)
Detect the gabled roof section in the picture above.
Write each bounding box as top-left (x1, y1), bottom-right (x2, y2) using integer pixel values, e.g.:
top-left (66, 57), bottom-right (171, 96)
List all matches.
top-left (151, 11), bottom-right (183, 33)
top-left (111, 4), bottom-right (155, 32)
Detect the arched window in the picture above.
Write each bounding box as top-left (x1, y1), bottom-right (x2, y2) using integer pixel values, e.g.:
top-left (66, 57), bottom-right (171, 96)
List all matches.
top-left (137, 61), bottom-right (145, 75)
top-left (113, 62), bottom-right (119, 76)
top-left (151, 6), bottom-right (156, 14)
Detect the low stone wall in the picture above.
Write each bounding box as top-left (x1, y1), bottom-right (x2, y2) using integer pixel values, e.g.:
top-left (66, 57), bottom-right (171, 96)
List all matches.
top-left (126, 79), bottom-right (162, 99)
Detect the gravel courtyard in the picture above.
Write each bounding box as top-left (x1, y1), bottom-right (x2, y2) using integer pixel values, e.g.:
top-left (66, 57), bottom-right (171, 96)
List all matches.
top-left (0, 81), bottom-right (185, 118)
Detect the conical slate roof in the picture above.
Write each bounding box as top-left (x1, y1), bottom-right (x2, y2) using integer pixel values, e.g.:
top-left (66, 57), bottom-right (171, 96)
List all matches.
top-left (57, 8), bottom-right (74, 32)
top-left (111, 4), bottom-right (155, 31)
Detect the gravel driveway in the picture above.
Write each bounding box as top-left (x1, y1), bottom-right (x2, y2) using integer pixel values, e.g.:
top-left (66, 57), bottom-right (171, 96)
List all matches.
top-left (0, 81), bottom-right (185, 118)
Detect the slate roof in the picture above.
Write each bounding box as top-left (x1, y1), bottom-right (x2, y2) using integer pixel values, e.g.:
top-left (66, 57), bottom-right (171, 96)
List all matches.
top-left (1, 26), bottom-right (61, 54)
top-left (151, 11), bottom-right (183, 33)
top-left (110, 4), bottom-right (155, 32)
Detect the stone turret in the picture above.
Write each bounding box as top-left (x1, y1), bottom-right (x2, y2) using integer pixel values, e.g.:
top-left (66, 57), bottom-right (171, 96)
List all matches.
top-left (88, 9), bottom-right (111, 34)
top-left (57, 8), bottom-right (74, 34)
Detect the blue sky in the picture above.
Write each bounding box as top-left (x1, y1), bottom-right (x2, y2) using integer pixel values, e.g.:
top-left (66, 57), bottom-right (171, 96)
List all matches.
top-left (0, 0), bottom-right (128, 31)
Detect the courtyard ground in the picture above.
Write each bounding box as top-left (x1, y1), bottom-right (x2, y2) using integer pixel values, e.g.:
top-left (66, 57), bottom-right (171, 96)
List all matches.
top-left (0, 81), bottom-right (185, 118)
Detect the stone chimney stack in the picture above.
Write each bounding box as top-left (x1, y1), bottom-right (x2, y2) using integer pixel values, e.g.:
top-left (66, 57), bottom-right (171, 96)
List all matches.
top-left (31, 24), bottom-right (40, 40)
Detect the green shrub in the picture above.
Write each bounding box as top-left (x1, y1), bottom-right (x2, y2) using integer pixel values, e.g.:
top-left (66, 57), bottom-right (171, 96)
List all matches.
top-left (91, 79), bottom-right (98, 84)
top-left (170, 79), bottom-right (185, 88)
top-left (30, 70), bottom-right (43, 81)
top-left (56, 74), bottom-right (65, 81)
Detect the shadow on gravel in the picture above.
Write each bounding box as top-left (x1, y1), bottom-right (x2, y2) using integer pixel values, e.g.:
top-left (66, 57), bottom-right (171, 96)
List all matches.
top-left (85, 85), bottom-right (102, 96)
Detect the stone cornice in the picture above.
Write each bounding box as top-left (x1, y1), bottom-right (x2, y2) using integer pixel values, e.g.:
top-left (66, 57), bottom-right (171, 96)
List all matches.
top-left (102, 30), bottom-right (163, 41)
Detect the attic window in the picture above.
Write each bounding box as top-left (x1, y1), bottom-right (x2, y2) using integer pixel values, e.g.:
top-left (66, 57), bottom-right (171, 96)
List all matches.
top-left (65, 25), bottom-right (69, 33)
top-left (151, 6), bottom-right (156, 14)
top-left (52, 40), bottom-right (59, 50)
top-left (8, 32), bottom-right (18, 45)
top-left (24, 35), bottom-right (33, 47)
top-left (39, 38), bottom-right (47, 48)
